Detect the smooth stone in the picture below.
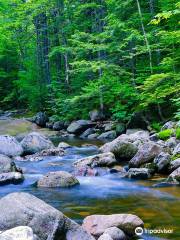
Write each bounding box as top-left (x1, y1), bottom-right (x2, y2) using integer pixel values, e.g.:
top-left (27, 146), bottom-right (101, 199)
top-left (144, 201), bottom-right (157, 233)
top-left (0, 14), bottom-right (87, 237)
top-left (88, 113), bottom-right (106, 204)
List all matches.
top-left (104, 227), bottom-right (126, 240)
top-left (82, 214), bottom-right (144, 237)
top-left (74, 152), bottom-right (117, 168)
top-left (98, 234), bottom-right (113, 240)
top-left (21, 132), bottom-right (54, 154)
top-left (37, 171), bottom-right (79, 188)
top-left (0, 135), bottom-right (23, 157)
top-left (0, 172), bottom-right (24, 185)
top-left (129, 141), bottom-right (162, 168)
top-left (98, 131), bottom-right (117, 140)
top-left (167, 167), bottom-right (180, 184)
top-left (34, 112), bottom-right (48, 127)
top-left (169, 158), bottom-right (180, 172)
top-left (58, 142), bottom-right (71, 149)
top-left (0, 192), bottom-right (95, 240)
top-left (127, 168), bottom-right (151, 180)
top-left (153, 152), bottom-right (171, 173)
top-left (80, 128), bottom-right (94, 138)
top-left (0, 226), bottom-right (37, 240)
top-left (67, 120), bottom-right (94, 135)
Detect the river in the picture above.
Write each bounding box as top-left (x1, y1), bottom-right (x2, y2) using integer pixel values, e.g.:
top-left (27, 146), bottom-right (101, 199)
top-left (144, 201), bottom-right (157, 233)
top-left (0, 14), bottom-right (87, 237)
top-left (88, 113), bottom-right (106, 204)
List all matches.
top-left (0, 117), bottom-right (179, 239)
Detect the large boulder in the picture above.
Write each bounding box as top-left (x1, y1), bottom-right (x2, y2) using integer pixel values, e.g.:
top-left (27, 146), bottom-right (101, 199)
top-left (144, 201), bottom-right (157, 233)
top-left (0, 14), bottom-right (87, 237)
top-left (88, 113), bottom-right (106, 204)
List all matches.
top-left (0, 192), bottom-right (95, 240)
top-left (0, 226), bottom-right (37, 240)
top-left (153, 152), bottom-right (171, 173)
top-left (127, 168), bottom-right (152, 180)
top-left (169, 159), bottom-right (180, 172)
top-left (0, 172), bottom-right (24, 186)
top-left (21, 132), bottom-right (54, 154)
top-left (0, 135), bottom-right (23, 157)
top-left (167, 167), bottom-right (180, 184)
top-left (89, 110), bottom-right (104, 122)
top-left (37, 171), bottom-right (79, 188)
top-left (82, 214), bottom-right (144, 237)
top-left (0, 154), bottom-right (15, 173)
top-left (100, 137), bottom-right (138, 160)
top-left (74, 152), bottom-right (117, 168)
top-left (67, 120), bottom-right (94, 135)
top-left (34, 112), bottom-right (48, 127)
top-left (129, 141), bottom-right (162, 168)
top-left (98, 234), bottom-right (113, 240)
top-left (98, 131), bottom-right (117, 140)
top-left (80, 128), bottom-right (94, 139)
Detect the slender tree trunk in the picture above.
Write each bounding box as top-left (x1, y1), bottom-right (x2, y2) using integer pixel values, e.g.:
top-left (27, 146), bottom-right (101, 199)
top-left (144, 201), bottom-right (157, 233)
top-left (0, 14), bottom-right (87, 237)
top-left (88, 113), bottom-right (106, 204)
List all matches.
top-left (136, 0), bottom-right (153, 73)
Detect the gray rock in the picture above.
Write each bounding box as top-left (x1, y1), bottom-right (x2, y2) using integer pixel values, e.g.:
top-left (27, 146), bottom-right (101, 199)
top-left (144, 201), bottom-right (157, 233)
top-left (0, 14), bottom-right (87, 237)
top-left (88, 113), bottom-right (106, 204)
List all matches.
top-left (67, 120), bottom-right (94, 135)
top-left (34, 112), bottom-right (48, 127)
top-left (161, 121), bottom-right (176, 130)
top-left (98, 234), bottom-right (113, 240)
top-left (0, 155), bottom-right (14, 173)
top-left (167, 167), bottom-right (180, 184)
top-left (53, 121), bottom-right (64, 131)
top-left (21, 132), bottom-right (54, 154)
top-left (154, 152), bottom-right (171, 173)
top-left (80, 128), bottom-right (94, 138)
top-left (127, 168), bottom-right (151, 180)
top-left (173, 143), bottom-right (180, 155)
top-left (37, 171), bottom-right (79, 188)
top-left (58, 142), bottom-right (71, 149)
top-left (46, 122), bottom-right (54, 129)
top-left (0, 172), bottom-right (24, 185)
top-left (88, 133), bottom-right (99, 139)
top-left (74, 152), bottom-right (117, 168)
top-left (89, 110), bottom-right (104, 121)
top-left (82, 214), bottom-right (144, 237)
top-left (98, 131), bottom-right (117, 140)
top-left (100, 137), bottom-right (138, 160)
top-left (165, 137), bottom-right (179, 150)
top-left (104, 227), bottom-right (126, 240)
top-left (169, 159), bottom-right (180, 172)
top-left (103, 123), bottom-right (115, 132)
top-left (0, 192), bottom-right (94, 240)
top-left (0, 226), bottom-right (37, 240)
top-left (0, 135), bottom-right (23, 157)
top-left (129, 141), bottom-right (162, 167)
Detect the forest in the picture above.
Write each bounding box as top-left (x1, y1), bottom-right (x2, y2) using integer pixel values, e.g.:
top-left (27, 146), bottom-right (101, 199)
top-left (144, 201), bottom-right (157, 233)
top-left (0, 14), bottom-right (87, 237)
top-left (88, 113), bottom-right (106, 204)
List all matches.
top-left (0, 0), bottom-right (179, 124)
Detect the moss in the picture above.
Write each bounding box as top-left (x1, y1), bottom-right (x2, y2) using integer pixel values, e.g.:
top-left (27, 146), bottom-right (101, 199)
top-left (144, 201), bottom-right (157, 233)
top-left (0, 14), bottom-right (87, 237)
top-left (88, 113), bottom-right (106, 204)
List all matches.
top-left (151, 122), bottom-right (162, 132)
top-left (176, 128), bottom-right (180, 140)
top-left (171, 154), bottom-right (180, 161)
top-left (158, 129), bottom-right (174, 140)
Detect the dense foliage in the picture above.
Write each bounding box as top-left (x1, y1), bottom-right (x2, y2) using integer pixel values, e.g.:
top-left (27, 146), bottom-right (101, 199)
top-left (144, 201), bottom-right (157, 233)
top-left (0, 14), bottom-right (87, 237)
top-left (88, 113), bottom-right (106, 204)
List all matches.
top-left (0, 0), bottom-right (179, 122)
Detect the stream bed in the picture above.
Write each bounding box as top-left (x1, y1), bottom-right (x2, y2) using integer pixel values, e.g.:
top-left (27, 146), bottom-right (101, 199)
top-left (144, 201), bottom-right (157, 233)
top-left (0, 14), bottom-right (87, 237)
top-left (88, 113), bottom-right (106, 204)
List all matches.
top-left (0, 118), bottom-right (179, 239)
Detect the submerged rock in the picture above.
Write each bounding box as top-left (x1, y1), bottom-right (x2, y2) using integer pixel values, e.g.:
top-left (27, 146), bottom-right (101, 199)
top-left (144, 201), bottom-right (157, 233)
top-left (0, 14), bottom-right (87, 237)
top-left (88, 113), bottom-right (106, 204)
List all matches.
top-left (37, 171), bottom-right (79, 188)
top-left (129, 141), bottom-right (162, 168)
top-left (0, 226), bottom-right (37, 240)
top-left (67, 120), bottom-right (94, 135)
top-left (0, 135), bottom-right (23, 157)
top-left (0, 192), bottom-right (95, 240)
top-left (21, 132), bottom-right (54, 154)
top-left (0, 172), bottom-right (24, 185)
top-left (82, 214), bottom-right (144, 237)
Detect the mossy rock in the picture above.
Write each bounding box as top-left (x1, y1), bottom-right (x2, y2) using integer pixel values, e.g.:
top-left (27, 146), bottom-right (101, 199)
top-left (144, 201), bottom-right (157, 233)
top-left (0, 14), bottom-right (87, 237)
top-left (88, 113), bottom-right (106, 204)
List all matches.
top-left (158, 129), bottom-right (174, 140)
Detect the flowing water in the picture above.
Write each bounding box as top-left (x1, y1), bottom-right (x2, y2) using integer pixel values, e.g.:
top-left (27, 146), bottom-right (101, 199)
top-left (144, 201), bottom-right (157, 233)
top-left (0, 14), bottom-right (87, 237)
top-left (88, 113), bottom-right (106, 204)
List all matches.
top-left (0, 118), bottom-right (179, 239)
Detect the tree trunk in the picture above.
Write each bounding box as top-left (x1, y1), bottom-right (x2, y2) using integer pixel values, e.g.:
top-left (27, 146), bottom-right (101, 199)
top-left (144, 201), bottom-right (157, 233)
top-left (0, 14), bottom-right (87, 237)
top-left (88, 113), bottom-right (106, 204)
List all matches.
top-left (136, 0), bottom-right (153, 74)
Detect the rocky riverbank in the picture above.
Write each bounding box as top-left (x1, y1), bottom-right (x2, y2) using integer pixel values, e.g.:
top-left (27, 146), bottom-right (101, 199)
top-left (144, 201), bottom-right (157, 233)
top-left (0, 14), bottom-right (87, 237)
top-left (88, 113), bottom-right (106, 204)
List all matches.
top-left (0, 111), bottom-right (179, 239)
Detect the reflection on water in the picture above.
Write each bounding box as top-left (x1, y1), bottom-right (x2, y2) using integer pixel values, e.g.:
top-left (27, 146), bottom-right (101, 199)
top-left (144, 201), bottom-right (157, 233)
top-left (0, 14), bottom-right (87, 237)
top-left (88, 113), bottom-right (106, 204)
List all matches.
top-left (0, 143), bottom-right (179, 240)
